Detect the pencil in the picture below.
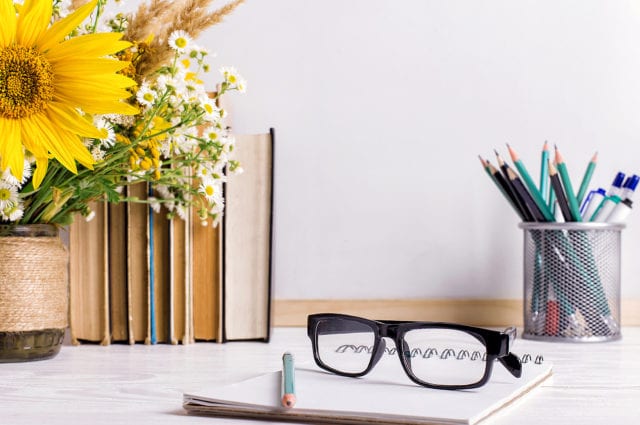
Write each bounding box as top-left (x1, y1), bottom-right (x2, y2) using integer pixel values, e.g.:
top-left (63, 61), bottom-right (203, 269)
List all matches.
top-left (576, 151), bottom-right (597, 206)
top-left (479, 156), bottom-right (527, 221)
top-left (507, 144), bottom-right (554, 221)
top-left (495, 150), bottom-right (535, 221)
top-left (505, 167), bottom-right (546, 222)
top-left (548, 160), bottom-right (573, 222)
top-left (281, 352), bottom-right (296, 408)
top-left (539, 141), bottom-right (550, 204)
top-left (554, 146), bottom-right (582, 222)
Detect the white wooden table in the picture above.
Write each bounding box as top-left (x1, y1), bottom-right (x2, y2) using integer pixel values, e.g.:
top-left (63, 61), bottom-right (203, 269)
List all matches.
top-left (2, 327), bottom-right (639, 424)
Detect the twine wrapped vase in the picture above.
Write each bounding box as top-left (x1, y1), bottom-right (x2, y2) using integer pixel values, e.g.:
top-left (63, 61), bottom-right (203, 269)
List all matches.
top-left (0, 225), bottom-right (68, 362)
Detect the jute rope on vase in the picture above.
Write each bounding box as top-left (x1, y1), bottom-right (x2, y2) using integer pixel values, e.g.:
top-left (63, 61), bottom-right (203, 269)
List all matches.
top-left (0, 236), bottom-right (69, 332)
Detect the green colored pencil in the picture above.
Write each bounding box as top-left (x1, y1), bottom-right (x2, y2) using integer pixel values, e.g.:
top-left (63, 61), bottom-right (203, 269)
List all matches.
top-left (539, 141), bottom-right (549, 203)
top-left (576, 151), bottom-right (598, 205)
top-left (507, 144), bottom-right (555, 222)
top-left (554, 146), bottom-right (582, 222)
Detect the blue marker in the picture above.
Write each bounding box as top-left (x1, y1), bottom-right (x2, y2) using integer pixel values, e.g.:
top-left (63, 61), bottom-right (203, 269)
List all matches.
top-left (608, 172), bottom-right (626, 197)
top-left (581, 188), bottom-right (606, 220)
top-left (620, 174), bottom-right (639, 201)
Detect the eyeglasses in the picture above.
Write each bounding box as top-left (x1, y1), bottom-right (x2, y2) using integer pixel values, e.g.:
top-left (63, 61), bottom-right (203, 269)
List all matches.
top-left (307, 313), bottom-right (522, 390)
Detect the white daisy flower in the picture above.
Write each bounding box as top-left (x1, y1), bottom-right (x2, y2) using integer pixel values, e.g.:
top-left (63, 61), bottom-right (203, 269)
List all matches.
top-left (219, 66), bottom-right (240, 84)
top-left (196, 164), bottom-right (213, 179)
top-left (148, 196), bottom-right (161, 214)
top-left (200, 98), bottom-right (220, 121)
top-left (236, 78), bottom-right (247, 93)
top-left (202, 126), bottom-right (222, 143)
top-left (136, 83), bottom-right (157, 107)
top-left (4, 203), bottom-right (24, 222)
top-left (0, 181), bottom-right (18, 211)
top-left (2, 161), bottom-right (31, 187)
top-left (168, 30), bottom-right (192, 52)
top-left (91, 145), bottom-right (106, 161)
top-left (95, 117), bottom-right (116, 148)
top-left (198, 177), bottom-right (222, 203)
top-left (175, 204), bottom-right (187, 221)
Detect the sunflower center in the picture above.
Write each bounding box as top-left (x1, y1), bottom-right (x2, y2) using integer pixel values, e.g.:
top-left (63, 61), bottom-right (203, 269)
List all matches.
top-left (0, 46), bottom-right (54, 119)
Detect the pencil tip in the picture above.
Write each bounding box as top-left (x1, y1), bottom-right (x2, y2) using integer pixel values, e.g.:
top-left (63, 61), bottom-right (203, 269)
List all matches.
top-left (592, 151), bottom-right (598, 161)
top-left (555, 146), bottom-right (564, 163)
top-left (506, 144), bottom-right (517, 161)
top-left (543, 141), bottom-right (549, 150)
top-left (478, 155), bottom-right (486, 166)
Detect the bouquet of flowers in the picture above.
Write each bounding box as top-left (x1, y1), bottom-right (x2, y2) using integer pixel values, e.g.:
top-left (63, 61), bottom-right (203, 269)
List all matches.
top-left (0, 0), bottom-right (246, 227)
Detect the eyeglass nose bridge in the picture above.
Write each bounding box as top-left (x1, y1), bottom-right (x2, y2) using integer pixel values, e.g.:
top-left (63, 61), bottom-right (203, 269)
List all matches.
top-left (369, 324), bottom-right (403, 369)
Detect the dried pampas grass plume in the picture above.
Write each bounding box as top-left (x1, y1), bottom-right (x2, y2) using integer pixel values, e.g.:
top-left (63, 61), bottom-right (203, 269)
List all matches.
top-left (126, 0), bottom-right (246, 79)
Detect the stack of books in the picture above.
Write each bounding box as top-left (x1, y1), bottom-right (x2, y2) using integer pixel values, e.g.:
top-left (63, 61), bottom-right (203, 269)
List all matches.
top-left (68, 130), bottom-right (275, 345)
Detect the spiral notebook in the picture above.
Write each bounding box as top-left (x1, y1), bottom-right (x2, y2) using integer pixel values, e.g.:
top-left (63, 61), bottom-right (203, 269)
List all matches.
top-left (183, 352), bottom-right (552, 425)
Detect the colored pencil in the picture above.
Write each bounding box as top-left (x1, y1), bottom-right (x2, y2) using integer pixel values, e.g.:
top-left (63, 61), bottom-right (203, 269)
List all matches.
top-left (576, 151), bottom-right (597, 205)
top-left (539, 141), bottom-right (550, 203)
top-left (554, 146), bottom-right (582, 222)
top-left (507, 144), bottom-right (554, 221)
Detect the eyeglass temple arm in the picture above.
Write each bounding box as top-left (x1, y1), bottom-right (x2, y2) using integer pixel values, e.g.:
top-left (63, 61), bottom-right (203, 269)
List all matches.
top-left (497, 327), bottom-right (522, 378)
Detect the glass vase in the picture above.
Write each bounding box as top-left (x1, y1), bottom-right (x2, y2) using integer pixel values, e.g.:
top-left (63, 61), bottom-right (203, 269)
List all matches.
top-left (0, 224), bottom-right (68, 362)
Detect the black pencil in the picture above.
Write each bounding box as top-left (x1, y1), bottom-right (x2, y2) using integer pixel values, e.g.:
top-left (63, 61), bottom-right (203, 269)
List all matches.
top-left (479, 156), bottom-right (527, 221)
top-left (494, 151), bottom-right (535, 221)
top-left (548, 160), bottom-right (573, 222)
top-left (506, 167), bottom-right (547, 222)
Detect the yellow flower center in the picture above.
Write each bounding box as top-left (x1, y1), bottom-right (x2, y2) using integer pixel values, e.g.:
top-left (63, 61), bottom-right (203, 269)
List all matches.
top-left (0, 46), bottom-right (54, 119)
top-left (0, 188), bottom-right (11, 201)
top-left (205, 185), bottom-right (214, 196)
top-left (175, 37), bottom-right (188, 48)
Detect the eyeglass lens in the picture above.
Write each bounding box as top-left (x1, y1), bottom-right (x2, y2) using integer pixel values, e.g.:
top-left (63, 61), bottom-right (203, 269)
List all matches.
top-left (316, 318), bottom-right (375, 374)
top-left (315, 317), bottom-right (489, 386)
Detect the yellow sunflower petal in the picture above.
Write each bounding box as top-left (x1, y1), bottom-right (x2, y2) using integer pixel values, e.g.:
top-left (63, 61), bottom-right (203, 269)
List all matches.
top-left (53, 58), bottom-right (131, 77)
top-left (45, 33), bottom-right (131, 61)
top-left (32, 157), bottom-right (49, 189)
top-left (43, 107), bottom-right (96, 169)
top-left (36, 0), bottom-right (98, 52)
top-left (46, 102), bottom-right (102, 139)
top-left (54, 90), bottom-right (139, 115)
top-left (0, 0), bottom-right (16, 47)
top-left (56, 73), bottom-right (137, 89)
top-left (0, 118), bottom-right (25, 180)
top-left (16, 0), bottom-right (51, 47)
top-left (27, 114), bottom-right (77, 174)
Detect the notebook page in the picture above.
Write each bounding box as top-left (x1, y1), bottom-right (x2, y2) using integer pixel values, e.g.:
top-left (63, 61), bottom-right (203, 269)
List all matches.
top-left (184, 356), bottom-right (552, 425)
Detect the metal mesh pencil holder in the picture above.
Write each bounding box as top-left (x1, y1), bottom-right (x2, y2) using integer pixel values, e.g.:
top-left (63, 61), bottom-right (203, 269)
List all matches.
top-left (519, 222), bottom-right (624, 342)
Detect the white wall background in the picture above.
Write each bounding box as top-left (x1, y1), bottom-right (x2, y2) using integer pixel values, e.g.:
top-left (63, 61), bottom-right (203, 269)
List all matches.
top-left (140, 1), bottom-right (640, 299)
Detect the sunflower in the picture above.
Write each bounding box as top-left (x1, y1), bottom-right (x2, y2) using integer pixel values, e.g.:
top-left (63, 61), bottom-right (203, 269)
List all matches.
top-left (0, 0), bottom-right (138, 188)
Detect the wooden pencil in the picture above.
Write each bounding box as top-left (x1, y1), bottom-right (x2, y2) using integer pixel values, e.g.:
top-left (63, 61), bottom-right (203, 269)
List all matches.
top-left (548, 160), bottom-right (573, 222)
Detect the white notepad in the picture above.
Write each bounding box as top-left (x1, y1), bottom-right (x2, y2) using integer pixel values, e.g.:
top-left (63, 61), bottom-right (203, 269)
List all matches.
top-left (184, 356), bottom-right (552, 425)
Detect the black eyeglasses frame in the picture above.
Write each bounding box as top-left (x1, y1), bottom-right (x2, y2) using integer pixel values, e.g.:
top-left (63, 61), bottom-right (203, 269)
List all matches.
top-left (307, 313), bottom-right (522, 390)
